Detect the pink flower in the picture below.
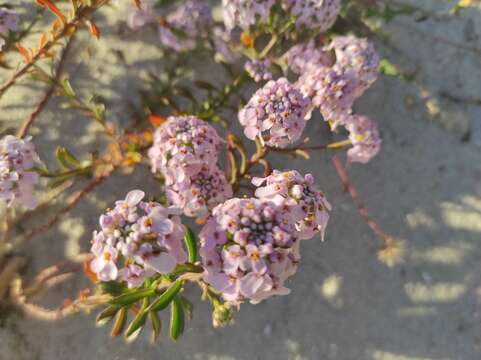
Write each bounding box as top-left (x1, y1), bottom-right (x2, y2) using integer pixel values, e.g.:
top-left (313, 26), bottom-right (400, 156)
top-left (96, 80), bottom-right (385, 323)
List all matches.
top-left (239, 78), bottom-right (311, 148)
top-left (90, 190), bottom-right (187, 288)
top-left (345, 115), bottom-right (382, 164)
top-left (245, 59), bottom-right (273, 82)
top-left (158, 0), bottom-right (212, 52)
top-left (283, 0), bottom-right (341, 32)
top-left (222, 0), bottom-right (275, 30)
top-left (166, 165), bottom-right (232, 219)
top-left (199, 198), bottom-right (301, 304)
top-left (328, 35), bottom-right (380, 98)
top-left (296, 64), bottom-right (358, 124)
top-left (0, 8), bottom-right (18, 35)
top-left (0, 135), bottom-right (39, 209)
top-left (148, 116), bottom-right (224, 184)
top-left (283, 41), bottom-right (333, 74)
top-left (127, 0), bottom-right (157, 30)
top-left (253, 170), bottom-right (331, 240)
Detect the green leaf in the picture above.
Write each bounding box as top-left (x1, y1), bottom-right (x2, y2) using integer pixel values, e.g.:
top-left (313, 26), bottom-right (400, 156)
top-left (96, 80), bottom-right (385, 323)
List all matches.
top-left (100, 281), bottom-right (127, 296)
top-left (110, 288), bottom-right (157, 306)
top-left (379, 58), bottom-right (400, 77)
top-left (96, 305), bottom-right (120, 326)
top-left (194, 80), bottom-right (218, 92)
top-left (110, 307), bottom-right (127, 337)
top-left (147, 281), bottom-right (183, 313)
top-left (183, 227), bottom-right (198, 263)
top-left (125, 298), bottom-right (150, 339)
top-left (60, 78), bottom-right (76, 97)
top-left (149, 310), bottom-right (162, 342)
top-left (169, 296), bottom-right (184, 341)
top-left (180, 296), bottom-right (193, 320)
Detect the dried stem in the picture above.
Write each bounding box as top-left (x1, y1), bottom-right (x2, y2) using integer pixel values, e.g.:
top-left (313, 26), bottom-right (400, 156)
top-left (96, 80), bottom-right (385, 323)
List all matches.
top-left (18, 166), bottom-right (116, 246)
top-left (332, 155), bottom-right (389, 243)
top-left (17, 37), bottom-right (75, 138)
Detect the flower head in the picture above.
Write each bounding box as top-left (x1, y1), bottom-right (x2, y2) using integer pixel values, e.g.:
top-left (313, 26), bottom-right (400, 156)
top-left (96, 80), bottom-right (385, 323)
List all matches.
top-left (0, 135), bottom-right (39, 209)
top-left (253, 170), bottom-right (331, 240)
top-left (166, 165), bottom-right (233, 219)
top-left (345, 115), bottom-right (382, 163)
top-left (90, 190), bottom-right (186, 287)
top-left (127, 0), bottom-right (157, 30)
top-left (296, 64), bottom-right (358, 124)
top-left (0, 7), bottom-right (18, 34)
top-left (148, 116), bottom-right (223, 184)
top-left (245, 59), bottom-right (273, 82)
top-left (222, 0), bottom-right (275, 30)
top-left (284, 0), bottom-right (341, 32)
top-left (199, 198), bottom-right (300, 304)
top-left (159, 0), bottom-right (212, 52)
top-left (239, 78), bottom-right (311, 148)
top-left (329, 35), bottom-right (380, 98)
top-left (283, 41), bottom-right (332, 74)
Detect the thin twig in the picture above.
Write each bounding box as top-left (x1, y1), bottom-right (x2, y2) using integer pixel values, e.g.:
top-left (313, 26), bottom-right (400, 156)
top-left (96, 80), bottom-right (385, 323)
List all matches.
top-left (332, 155), bottom-right (389, 243)
top-left (17, 37), bottom-right (75, 138)
top-left (20, 167), bottom-right (116, 245)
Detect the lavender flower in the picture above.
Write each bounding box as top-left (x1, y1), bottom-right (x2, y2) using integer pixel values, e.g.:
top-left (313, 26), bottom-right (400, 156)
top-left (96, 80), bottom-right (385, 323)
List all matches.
top-left (148, 116), bottom-right (224, 185)
top-left (296, 64), bottom-right (358, 124)
top-left (329, 35), bottom-right (380, 98)
top-left (284, 0), bottom-right (341, 32)
top-left (245, 59), bottom-right (273, 82)
top-left (282, 41), bottom-right (332, 74)
top-left (166, 165), bottom-right (233, 219)
top-left (345, 115), bottom-right (382, 164)
top-left (127, 0), bottom-right (157, 30)
top-left (212, 26), bottom-right (240, 63)
top-left (199, 198), bottom-right (300, 304)
top-left (158, 0), bottom-right (212, 52)
top-left (222, 0), bottom-right (275, 30)
top-left (0, 7), bottom-right (18, 34)
top-left (90, 190), bottom-right (187, 287)
top-left (238, 78), bottom-right (311, 148)
top-left (0, 7), bottom-right (19, 50)
top-left (0, 135), bottom-right (39, 209)
top-left (253, 170), bottom-right (331, 240)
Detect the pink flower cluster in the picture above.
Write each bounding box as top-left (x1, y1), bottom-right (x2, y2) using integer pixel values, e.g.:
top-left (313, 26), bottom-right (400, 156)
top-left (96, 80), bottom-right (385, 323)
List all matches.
top-left (199, 171), bottom-right (330, 304)
top-left (292, 35), bottom-right (382, 163)
top-left (238, 78), bottom-right (311, 148)
top-left (283, 0), bottom-right (341, 32)
top-left (245, 59), bottom-right (273, 82)
top-left (0, 7), bottom-right (18, 50)
top-left (200, 198), bottom-right (300, 304)
top-left (253, 170), bottom-right (331, 240)
top-left (222, 0), bottom-right (275, 30)
top-left (128, 0), bottom-right (212, 52)
top-left (345, 115), bottom-right (382, 164)
top-left (90, 190), bottom-right (186, 288)
top-left (283, 40), bottom-right (332, 74)
top-left (0, 135), bottom-right (39, 209)
top-left (148, 116), bottom-right (232, 219)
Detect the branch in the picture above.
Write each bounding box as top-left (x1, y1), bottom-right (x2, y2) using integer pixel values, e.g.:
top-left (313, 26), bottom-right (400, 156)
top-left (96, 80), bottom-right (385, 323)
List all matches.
top-left (17, 37), bottom-right (75, 138)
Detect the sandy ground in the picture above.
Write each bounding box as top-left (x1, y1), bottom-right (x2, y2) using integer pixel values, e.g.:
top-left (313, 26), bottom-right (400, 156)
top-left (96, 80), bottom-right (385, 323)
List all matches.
top-left (1, 1), bottom-right (481, 359)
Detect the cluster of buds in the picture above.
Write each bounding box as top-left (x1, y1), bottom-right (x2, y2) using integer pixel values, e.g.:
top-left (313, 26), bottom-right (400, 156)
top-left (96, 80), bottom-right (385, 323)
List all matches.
top-left (245, 59), bottom-right (273, 82)
top-left (148, 116), bottom-right (232, 219)
top-left (238, 78), bottom-right (311, 148)
top-left (0, 135), bottom-right (39, 209)
top-left (90, 190), bottom-right (187, 288)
